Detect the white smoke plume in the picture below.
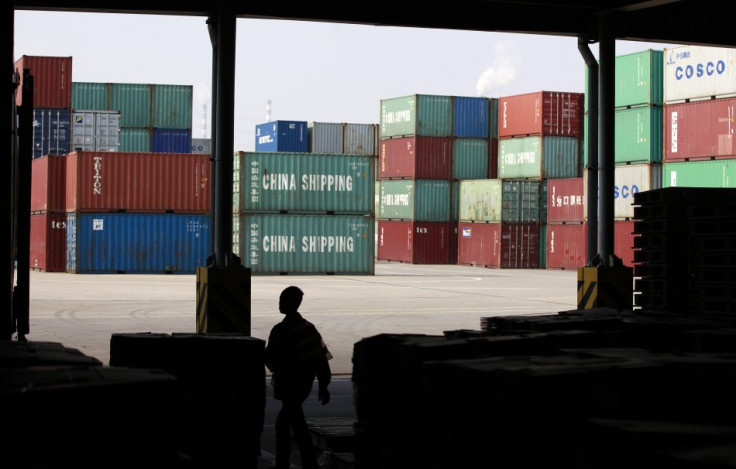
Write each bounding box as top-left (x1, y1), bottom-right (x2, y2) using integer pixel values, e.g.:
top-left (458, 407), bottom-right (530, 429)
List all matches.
top-left (476, 42), bottom-right (518, 96)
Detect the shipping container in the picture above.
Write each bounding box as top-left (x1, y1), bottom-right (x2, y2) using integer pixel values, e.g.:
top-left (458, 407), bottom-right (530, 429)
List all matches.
top-left (452, 138), bottom-right (489, 180)
top-left (344, 123), bottom-right (377, 156)
top-left (453, 96), bottom-right (490, 138)
top-left (32, 108), bottom-right (71, 158)
top-left (664, 45), bottom-right (736, 104)
top-left (538, 222), bottom-right (547, 268)
top-left (502, 179), bottom-right (543, 223)
top-left (489, 98), bottom-right (499, 140)
top-left (664, 98), bottom-right (736, 161)
top-left (489, 138), bottom-right (499, 179)
top-left (584, 163), bottom-right (662, 219)
top-left (499, 135), bottom-right (580, 179)
top-left (457, 222), bottom-right (540, 268)
top-left (458, 179), bottom-right (502, 223)
top-left (614, 106), bottom-right (663, 163)
top-left (498, 91), bottom-right (583, 138)
top-left (378, 179), bottom-right (451, 222)
top-left (614, 219), bottom-right (637, 267)
top-left (663, 160), bottom-right (736, 188)
top-left (449, 222), bottom-right (458, 265)
top-left (234, 151), bottom-right (374, 214)
top-left (152, 84), bottom-right (193, 130)
top-left (547, 178), bottom-right (584, 223)
top-left (71, 110), bottom-right (121, 152)
top-left (191, 138), bottom-right (212, 154)
top-left (30, 212), bottom-right (67, 272)
top-left (72, 82), bottom-right (108, 110)
top-left (120, 128), bottom-right (151, 153)
top-left (309, 122), bottom-right (344, 154)
top-left (110, 83), bottom-right (153, 128)
top-left (380, 94), bottom-right (452, 138)
top-left (615, 49), bottom-right (664, 108)
top-left (15, 55), bottom-right (73, 109)
top-left (546, 223), bottom-right (585, 270)
top-left (31, 154), bottom-right (66, 213)
top-left (66, 212), bottom-right (210, 274)
top-left (255, 121), bottom-right (308, 153)
top-left (377, 220), bottom-right (450, 264)
top-left (238, 213), bottom-right (374, 274)
top-left (379, 136), bottom-right (452, 180)
top-left (451, 181), bottom-right (459, 222)
top-left (152, 128), bottom-right (192, 153)
top-left (65, 151), bottom-right (210, 213)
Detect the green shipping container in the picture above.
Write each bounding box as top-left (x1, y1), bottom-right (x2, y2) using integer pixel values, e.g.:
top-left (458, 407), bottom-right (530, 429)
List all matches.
top-left (614, 106), bottom-right (663, 164)
top-left (153, 84), bottom-right (193, 130)
top-left (458, 179), bottom-right (502, 223)
top-left (663, 160), bottom-right (736, 188)
top-left (615, 49), bottom-right (663, 108)
top-left (453, 138), bottom-right (489, 180)
top-left (380, 94), bottom-right (452, 138)
top-left (489, 98), bottom-right (499, 140)
top-left (110, 83), bottom-right (152, 128)
top-left (378, 179), bottom-right (450, 221)
top-left (539, 223), bottom-right (547, 269)
top-left (238, 213), bottom-right (374, 274)
top-left (72, 82), bottom-right (108, 110)
top-left (234, 151), bottom-right (374, 214)
top-left (120, 128), bottom-right (151, 152)
top-left (499, 136), bottom-right (580, 179)
top-left (502, 179), bottom-right (542, 223)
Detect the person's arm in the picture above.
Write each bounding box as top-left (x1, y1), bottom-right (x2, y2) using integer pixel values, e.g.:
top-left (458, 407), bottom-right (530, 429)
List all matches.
top-left (316, 336), bottom-right (332, 405)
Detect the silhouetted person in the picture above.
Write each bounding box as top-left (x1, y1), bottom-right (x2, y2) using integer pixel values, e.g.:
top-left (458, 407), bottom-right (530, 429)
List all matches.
top-left (265, 286), bottom-right (332, 469)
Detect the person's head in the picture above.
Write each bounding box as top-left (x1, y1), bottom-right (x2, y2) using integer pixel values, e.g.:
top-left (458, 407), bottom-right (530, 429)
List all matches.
top-left (279, 286), bottom-right (304, 314)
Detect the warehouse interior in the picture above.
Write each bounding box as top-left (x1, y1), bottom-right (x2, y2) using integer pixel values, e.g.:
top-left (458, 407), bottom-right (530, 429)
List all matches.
top-left (5, 1), bottom-right (736, 468)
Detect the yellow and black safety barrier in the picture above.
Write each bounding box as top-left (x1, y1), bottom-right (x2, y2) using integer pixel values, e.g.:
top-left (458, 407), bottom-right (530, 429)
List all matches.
top-left (577, 265), bottom-right (634, 310)
top-left (196, 265), bottom-right (252, 334)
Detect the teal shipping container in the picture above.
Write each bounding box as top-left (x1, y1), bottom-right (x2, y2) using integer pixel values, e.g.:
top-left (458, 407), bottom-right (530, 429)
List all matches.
top-left (458, 179), bottom-right (502, 223)
top-left (153, 84), bottom-right (193, 130)
top-left (615, 49), bottom-right (664, 108)
top-left (453, 138), bottom-right (490, 180)
top-left (380, 94), bottom-right (452, 138)
top-left (120, 128), bottom-right (151, 152)
top-left (489, 98), bottom-right (499, 140)
top-left (378, 179), bottom-right (451, 221)
top-left (663, 160), bottom-right (736, 188)
top-left (238, 213), bottom-right (374, 274)
top-left (72, 82), bottom-right (108, 110)
top-left (234, 151), bottom-right (374, 214)
top-left (502, 179), bottom-right (543, 223)
top-left (614, 106), bottom-right (663, 164)
top-left (499, 136), bottom-right (580, 179)
top-left (110, 83), bottom-right (153, 128)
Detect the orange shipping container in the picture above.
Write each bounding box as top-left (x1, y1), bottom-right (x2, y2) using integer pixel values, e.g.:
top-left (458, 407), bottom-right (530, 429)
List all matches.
top-left (31, 154), bottom-right (67, 213)
top-left (65, 151), bottom-right (211, 213)
top-left (14, 55), bottom-right (73, 109)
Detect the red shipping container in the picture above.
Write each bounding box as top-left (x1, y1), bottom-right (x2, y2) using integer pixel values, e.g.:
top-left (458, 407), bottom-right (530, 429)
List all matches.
top-left (488, 138), bottom-right (499, 179)
top-left (377, 220), bottom-right (450, 264)
top-left (449, 222), bottom-right (458, 264)
top-left (14, 55), bottom-right (73, 109)
top-left (379, 136), bottom-right (452, 180)
top-left (546, 223), bottom-right (586, 270)
top-left (498, 91), bottom-right (583, 138)
top-left (65, 151), bottom-right (211, 213)
top-left (664, 98), bottom-right (736, 162)
top-left (31, 154), bottom-right (67, 213)
top-left (457, 222), bottom-right (539, 268)
top-left (29, 212), bottom-right (67, 272)
top-left (547, 177), bottom-right (584, 223)
top-left (615, 219), bottom-right (637, 268)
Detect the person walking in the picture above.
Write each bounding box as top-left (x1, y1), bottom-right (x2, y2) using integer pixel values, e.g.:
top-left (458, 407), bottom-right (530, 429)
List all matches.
top-left (265, 286), bottom-right (332, 469)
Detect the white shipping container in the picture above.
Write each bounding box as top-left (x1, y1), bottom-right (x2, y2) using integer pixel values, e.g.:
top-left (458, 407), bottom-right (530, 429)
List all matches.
top-left (71, 110), bottom-right (120, 152)
top-left (664, 45), bottom-right (736, 103)
top-left (584, 163), bottom-right (662, 219)
top-left (191, 137), bottom-right (212, 154)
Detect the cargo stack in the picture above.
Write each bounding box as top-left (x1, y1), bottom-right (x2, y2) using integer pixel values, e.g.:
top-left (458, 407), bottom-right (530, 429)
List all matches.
top-left (72, 82), bottom-right (193, 153)
top-left (64, 151), bottom-right (211, 273)
top-left (661, 45), bottom-right (736, 189)
top-left (545, 177), bottom-right (585, 269)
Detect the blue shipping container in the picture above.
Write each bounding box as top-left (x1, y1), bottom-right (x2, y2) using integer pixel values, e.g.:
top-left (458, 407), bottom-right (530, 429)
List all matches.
top-left (66, 212), bottom-right (210, 273)
top-left (255, 120), bottom-right (308, 153)
top-left (453, 96), bottom-right (490, 138)
top-left (32, 108), bottom-right (71, 158)
top-left (152, 128), bottom-right (192, 153)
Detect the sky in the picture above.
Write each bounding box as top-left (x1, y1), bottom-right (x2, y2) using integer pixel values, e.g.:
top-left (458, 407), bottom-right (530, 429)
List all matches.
top-left (14, 11), bottom-right (679, 152)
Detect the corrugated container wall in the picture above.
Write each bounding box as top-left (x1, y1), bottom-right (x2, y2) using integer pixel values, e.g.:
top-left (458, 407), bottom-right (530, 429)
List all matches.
top-left (309, 122), bottom-right (344, 154)
top-left (614, 220), bottom-right (637, 267)
top-left (110, 83), bottom-right (152, 128)
top-left (379, 136), bottom-right (452, 180)
top-left (584, 163), bottom-right (662, 219)
top-left (664, 98), bottom-right (736, 161)
top-left (498, 91), bottom-right (583, 138)
top-left (66, 212), bottom-right (210, 274)
top-left (378, 179), bottom-right (451, 222)
top-left (65, 151), bottom-right (210, 213)
top-left (452, 139), bottom-right (489, 180)
top-left (72, 82), bottom-right (108, 110)
top-left (31, 154), bottom-right (67, 213)
top-left (344, 123), bottom-right (378, 156)
top-left (191, 138), bottom-right (212, 155)
top-left (499, 136), bottom-right (580, 179)
top-left (663, 160), bottom-right (736, 188)
top-left (546, 223), bottom-right (585, 270)
top-left (453, 96), bottom-right (490, 138)
top-left (615, 49), bottom-right (664, 108)
top-left (152, 128), bottom-right (192, 153)
top-left (234, 152), bottom-right (374, 214)
top-left (458, 179), bottom-right (502, 223)
top-left (30, 212), bottom-right (67, 272)
top-left (546, 178), bottom-right (584, 223)
top-left (152, 84), bottom-right (193, 130)
top-left (239, 214), bottom-right (374, 274)
top-left (614, 106), bottom-right (663, 163)
top-left (120, 128), bottom-right (151, 152)
top-left (15, 56), bottom-right (73, 108)
top-left (457, 222), bottom-right (540, 268)
top-left (489, 98), bottom-right (499, 139)
top-left (71, 110), bottom-right (121, 152)
top-left (489, 138), bottom-right (499, 178)
top-left (664, 45), bottom-right (736, 103)
top-left (255, 121), bottom-right (308, 153)
top-left (32, 109), bottom-right (71, 158)
top-left (502, 179), bottom-right (543, 223)
top-left (380, 94), bottom-right (452, 138)
top-left (377, 220), bottom-right (450, 264)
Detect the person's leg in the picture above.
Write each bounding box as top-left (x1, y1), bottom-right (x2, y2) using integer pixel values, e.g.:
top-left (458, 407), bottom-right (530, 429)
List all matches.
top-left (290, 401), bottom-right (318, 469)
top-left (274, 403), bottom-right (293, 469)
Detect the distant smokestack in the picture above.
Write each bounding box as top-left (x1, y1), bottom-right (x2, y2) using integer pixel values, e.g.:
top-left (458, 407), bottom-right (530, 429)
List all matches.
top-left (266, 99), bottom-right (272, 122)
